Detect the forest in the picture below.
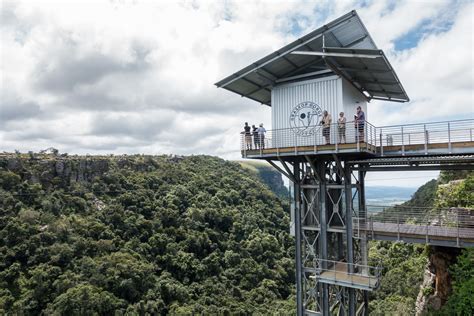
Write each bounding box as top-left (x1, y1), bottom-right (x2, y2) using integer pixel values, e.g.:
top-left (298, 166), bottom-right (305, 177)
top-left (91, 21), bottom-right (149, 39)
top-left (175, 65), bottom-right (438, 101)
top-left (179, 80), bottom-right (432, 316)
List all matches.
top-left (0, 154), bottom-right (472, 315)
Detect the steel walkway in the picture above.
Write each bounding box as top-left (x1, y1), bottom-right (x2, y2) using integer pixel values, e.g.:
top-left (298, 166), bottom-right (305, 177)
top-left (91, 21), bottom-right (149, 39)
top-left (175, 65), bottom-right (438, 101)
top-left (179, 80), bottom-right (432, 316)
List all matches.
top-left (355, 206), bottom-right (474, 248)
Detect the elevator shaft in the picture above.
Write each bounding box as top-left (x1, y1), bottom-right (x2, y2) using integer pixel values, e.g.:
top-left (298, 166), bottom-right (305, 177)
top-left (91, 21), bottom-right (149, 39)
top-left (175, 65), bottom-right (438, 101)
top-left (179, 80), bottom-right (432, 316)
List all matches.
top-left (293, 158), bottom-right (370, 316)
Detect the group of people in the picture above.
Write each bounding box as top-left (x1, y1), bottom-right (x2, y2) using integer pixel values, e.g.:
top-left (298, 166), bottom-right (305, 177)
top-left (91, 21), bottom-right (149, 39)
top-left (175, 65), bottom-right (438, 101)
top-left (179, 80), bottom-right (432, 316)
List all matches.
top-left (320, 105), bottom-right (365, 145)
top-left (242, 122), bottom-right (266, 150)
top-left (241, 105), bottom-right (365, 150)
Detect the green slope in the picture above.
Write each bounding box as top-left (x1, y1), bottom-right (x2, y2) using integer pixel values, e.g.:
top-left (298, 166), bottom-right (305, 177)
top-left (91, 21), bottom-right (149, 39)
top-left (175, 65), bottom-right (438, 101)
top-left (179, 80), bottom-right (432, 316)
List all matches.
top-left (238, 161), bottom-right (289, 199)
top-left (0, 155), bottom-right (296, 315)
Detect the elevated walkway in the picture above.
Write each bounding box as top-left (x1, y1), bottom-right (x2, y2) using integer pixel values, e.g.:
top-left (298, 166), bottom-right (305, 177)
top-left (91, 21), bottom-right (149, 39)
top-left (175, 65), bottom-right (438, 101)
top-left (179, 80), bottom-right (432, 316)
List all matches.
top-left (241, 119), bottom-right (474, 160)
top-left (355, 206), bottom-right (474, 248)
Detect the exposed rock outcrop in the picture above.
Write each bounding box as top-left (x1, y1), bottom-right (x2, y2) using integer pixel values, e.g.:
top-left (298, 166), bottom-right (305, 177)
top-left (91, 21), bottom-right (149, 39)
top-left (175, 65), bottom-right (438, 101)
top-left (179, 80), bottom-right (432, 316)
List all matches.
top-left (415, 246), bottom-right (461, 315)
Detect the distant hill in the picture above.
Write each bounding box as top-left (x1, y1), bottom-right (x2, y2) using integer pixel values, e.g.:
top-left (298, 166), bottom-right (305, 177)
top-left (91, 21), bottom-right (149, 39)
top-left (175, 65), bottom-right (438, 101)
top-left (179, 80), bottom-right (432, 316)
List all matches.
top-left (238, 161), bottom-right (289, 199)
top-left (366, 186), bottom-right (416, 200)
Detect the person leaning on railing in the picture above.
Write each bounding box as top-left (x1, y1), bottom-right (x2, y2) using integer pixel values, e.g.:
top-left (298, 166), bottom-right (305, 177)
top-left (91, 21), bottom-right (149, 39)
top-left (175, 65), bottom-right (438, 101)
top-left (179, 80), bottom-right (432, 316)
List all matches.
top-left (242, 122), bottom-right (252, 150)
top-left (320, 110), bottom-right (332, 145)
top-left (257, 123), bottom-right (266, 149)
top-left (338, 112), bottom-right (346, 144)
top-left (354, 106), bottom-right (365, 142)
top-left (252, 125), bottom-right (259, 149)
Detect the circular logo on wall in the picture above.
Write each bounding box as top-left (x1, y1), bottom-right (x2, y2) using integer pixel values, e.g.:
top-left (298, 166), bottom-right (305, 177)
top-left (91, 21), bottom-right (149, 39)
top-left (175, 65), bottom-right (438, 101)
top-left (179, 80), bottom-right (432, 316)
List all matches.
top-left (289, 101), bottom-right (323, 137)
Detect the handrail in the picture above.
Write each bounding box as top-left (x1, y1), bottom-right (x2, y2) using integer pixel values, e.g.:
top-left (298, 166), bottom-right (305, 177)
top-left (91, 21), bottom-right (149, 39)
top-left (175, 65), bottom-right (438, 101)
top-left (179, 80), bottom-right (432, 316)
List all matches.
top-left (314, 258), bottom-right (382, 289)
top-left (358, 205), bottom-right (474, 245)
top-left (376, 118), bottom-right (473, 129)
top-left (239, 118), bottom-right (474, 155)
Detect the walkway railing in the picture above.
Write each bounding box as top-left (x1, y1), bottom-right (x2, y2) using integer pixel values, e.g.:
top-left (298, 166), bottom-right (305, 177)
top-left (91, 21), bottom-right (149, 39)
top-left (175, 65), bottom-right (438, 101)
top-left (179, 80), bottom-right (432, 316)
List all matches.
top-left (353, 205), bottom-right (474, 246)
top-left (312, 258), bottom-right (382, 290)
top-left (377, 119), bottom-right (474, 155)
top-left (240, 120), bottom-right (377, 154)
top-left (240, 119), bottom-right (474, 156)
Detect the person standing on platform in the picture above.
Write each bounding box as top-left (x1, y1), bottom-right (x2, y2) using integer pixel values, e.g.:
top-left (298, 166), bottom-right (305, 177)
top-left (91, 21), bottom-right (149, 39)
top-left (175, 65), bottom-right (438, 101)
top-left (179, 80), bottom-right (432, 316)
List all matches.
top-left (354, 106), bottom-right (365, 142)
top-left (338, 112), bottom-right (346, 144)
top-left (252, 125), bottom-right (259, 149)
top-left (321, 110), bottom-right (332, 145)
top-left (257, 123), bottom-right (266, 149)
top-left (243, 122), bottom-right (252, 150)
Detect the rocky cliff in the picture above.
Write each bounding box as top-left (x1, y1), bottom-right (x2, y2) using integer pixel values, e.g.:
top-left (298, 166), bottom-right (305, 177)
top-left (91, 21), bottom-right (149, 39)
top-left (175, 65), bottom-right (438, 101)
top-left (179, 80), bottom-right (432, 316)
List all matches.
top-left (415, 246), bottom-right (461, 315)
top-left (0, 154), bottom-right (182, 189)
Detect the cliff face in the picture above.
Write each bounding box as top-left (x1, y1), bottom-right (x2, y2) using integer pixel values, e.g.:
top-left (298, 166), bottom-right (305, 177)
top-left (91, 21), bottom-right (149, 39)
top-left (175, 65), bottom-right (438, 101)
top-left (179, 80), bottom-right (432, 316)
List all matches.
top-left (416, 246), bottom-right (461, 315)
top-left (0, 154), bottom-right (173, 189)
top-left (2, 155), bottom-right (108, 186)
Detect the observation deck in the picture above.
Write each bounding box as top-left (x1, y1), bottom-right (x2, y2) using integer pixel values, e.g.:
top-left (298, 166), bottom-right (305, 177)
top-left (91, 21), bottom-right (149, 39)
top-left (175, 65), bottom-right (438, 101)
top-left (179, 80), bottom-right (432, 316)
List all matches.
top-left (241, 119), bottom-right (474, 160)
top-left (308, 260), bottom-right (381, 292)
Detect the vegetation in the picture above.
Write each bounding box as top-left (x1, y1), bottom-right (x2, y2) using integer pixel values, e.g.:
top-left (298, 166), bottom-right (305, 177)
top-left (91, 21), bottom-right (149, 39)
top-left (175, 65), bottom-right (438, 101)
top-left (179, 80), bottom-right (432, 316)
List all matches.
top-left (0, 155), bottom-right (295, 314)
top-left (238, 161), bottom-right (289, 199)
top-left (368, 240), bottom-right (427, 315)
top-left (401, 179), bottom-right (438, 208)
top-left (0, 154), bottom-right (471, 315)
top-left (435, 248), bottom-right (474, 315)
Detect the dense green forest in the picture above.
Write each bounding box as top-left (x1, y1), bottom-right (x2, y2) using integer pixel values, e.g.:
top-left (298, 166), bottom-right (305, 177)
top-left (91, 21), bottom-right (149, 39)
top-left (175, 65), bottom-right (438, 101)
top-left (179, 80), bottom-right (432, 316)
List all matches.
top-left (0, 155), bottom-right (295, 314)
top-left (0, 154), bottom-right (472, 315)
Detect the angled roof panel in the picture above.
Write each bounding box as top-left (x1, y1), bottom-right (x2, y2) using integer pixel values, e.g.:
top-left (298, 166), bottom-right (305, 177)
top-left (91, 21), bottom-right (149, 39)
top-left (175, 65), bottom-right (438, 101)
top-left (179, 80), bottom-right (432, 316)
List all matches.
top-left (323, 47), bottom-right (409, 102)
top-left (216, 10), bottom-right (409, 105)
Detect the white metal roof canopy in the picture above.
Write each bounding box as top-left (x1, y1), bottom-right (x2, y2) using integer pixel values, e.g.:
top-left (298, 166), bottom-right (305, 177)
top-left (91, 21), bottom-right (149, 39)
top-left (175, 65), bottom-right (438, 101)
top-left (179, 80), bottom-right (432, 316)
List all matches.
top-left (215, 10), bottom-right (409, 105)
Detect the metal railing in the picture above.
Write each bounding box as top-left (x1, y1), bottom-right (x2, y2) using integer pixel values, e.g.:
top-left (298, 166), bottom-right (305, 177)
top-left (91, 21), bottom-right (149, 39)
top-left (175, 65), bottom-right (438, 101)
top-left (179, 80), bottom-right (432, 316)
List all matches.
top-left (240, 120), bottom-right (377, 155)
top-left (377, 119), bottom-right (474, 155)
top-left (354, 205), bottom-right (474, 245)
top-left (240, 119), bottom-right (474, 156)
top-left (314, 258), bottom-right (382, 289)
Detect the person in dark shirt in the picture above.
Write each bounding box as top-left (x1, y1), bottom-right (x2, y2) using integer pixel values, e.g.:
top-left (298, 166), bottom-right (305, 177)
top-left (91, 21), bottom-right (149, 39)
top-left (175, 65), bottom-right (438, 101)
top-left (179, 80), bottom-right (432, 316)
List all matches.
top-left (252, 125), bottom-right (259, 149)
top-left (243, 122), bottom-right (252, 150)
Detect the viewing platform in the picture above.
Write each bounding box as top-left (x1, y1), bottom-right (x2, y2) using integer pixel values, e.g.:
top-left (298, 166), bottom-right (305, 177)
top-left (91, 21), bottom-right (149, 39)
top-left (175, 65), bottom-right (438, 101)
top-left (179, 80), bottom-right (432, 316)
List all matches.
top-left (307, 259), bottom-right (381, 291)
top-left (241, 119), bottom-right (474, 160)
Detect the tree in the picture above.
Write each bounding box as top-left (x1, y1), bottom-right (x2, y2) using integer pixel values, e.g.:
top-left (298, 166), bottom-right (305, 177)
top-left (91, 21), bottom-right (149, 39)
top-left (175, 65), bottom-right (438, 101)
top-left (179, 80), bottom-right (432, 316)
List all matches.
top-left (44, 284), bottom-right (126, 315)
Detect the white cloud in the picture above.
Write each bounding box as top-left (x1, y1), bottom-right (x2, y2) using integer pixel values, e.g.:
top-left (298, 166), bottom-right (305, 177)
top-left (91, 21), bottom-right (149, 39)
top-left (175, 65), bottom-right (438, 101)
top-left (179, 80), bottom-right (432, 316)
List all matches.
top-left (0, 0), bottom-right (472, 187)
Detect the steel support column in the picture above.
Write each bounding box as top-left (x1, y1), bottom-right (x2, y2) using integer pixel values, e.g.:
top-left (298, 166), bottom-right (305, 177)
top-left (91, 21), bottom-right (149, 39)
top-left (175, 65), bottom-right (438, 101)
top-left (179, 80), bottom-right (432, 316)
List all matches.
top-left (318, 161), bottom-right (330, 315)
top-left (345, 166), bottom-right (356, 315)
top-left (294, 163), bottom-right (304, 316)
top-left (358, 169), bottom-right (369, 316)
top-left (271, 159), bottom-right (373, 315)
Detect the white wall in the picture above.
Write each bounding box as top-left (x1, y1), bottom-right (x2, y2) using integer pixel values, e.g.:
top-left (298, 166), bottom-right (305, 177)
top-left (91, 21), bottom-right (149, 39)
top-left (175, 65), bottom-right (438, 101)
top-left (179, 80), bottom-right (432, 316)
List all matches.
top-left (341, 78), bottom-right (368, 143)
top-left (269, 76), bottom-right (368, 148)
top-left (271, 76), bottom-right (342, 147)
top-left (342, 78), bottom-right (368, 122)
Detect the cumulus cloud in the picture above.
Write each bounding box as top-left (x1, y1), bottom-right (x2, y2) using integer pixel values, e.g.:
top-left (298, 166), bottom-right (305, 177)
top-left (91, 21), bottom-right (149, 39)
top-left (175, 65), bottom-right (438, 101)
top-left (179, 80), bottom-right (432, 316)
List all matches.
top-left (0, 0), bottom-right (472, 165)
top-left (0, 97), bottom-right (42, 123)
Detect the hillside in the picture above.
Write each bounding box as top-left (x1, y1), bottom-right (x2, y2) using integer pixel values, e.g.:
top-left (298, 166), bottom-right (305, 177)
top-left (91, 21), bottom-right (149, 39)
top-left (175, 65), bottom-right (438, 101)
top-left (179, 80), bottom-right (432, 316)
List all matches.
top-left (1, 154), bottom-right (471, 315)
top-left (238, 161), bottom-right (289, 199)
top-left (0, 154), bottom-right (295, 314)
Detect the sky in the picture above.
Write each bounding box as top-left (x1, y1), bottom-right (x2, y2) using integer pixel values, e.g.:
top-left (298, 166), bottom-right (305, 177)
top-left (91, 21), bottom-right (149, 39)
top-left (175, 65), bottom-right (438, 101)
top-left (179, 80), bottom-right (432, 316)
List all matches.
top-left (1, 0), bottom-right (473, 187)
